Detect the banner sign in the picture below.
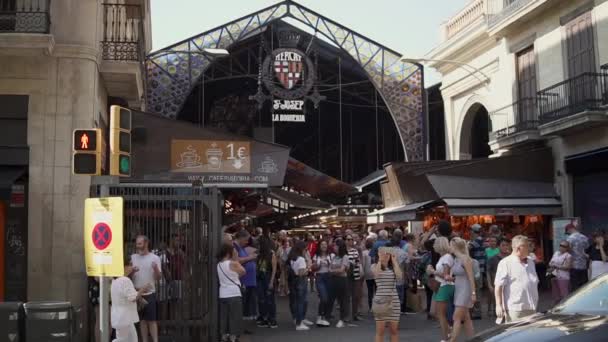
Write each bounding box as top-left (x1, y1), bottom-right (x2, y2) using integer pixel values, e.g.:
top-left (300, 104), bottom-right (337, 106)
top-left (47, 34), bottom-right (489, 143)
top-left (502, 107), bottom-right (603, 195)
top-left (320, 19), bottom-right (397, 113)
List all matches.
top-left (171, 140), bottom-right (251, 173)
top-left (165, 139), bottom-right (289, 186)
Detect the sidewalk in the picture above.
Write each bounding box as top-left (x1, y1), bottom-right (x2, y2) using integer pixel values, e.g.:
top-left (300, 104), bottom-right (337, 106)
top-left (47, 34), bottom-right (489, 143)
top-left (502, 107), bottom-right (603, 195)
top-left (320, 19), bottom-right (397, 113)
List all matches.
top-left (242, 286), bottom-right (557, 342)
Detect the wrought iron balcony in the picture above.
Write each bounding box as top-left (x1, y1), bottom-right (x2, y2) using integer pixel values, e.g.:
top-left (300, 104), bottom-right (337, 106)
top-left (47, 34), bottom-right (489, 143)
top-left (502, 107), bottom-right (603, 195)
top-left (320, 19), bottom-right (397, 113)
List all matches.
top-left (489, 97), bottom-right (539, 141)
top-left (487, 0), bottom-right (536, 27)
top-left (101, 3), bottom-right (143, 61)
top-left (538, 72), bottom-right (608, 124)
top-left (0, 0), bottom-right (50, 33)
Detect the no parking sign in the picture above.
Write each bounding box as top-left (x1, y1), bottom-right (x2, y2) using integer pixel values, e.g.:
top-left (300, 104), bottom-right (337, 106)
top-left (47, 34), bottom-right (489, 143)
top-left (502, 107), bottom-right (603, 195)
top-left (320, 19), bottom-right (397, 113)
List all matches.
top-left (84, 197), bottom-right (124, 276)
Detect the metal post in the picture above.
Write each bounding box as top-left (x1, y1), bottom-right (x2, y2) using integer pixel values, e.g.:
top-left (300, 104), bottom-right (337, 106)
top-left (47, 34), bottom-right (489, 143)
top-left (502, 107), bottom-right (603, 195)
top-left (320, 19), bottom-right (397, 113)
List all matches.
top-left (339, 56), bottom-right (343, 181)
top-left (92, 175), bottom-right (119, 342)
top-left (99, 182), bottom-right (110, 342)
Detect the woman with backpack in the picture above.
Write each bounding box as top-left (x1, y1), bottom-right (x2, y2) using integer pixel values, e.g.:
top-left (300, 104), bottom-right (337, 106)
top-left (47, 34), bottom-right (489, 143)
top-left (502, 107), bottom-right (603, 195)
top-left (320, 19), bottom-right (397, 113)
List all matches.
top-left (312, 240), bottom-right (334, 327)
top-left (327, 239), bottom-right (351, 328)
top-left (288, 240), bottom-right (313, 331)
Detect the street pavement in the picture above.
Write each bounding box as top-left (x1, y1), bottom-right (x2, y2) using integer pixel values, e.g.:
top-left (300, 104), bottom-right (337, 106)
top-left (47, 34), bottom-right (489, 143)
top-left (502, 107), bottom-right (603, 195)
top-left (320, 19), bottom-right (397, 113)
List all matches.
top-left (240, 288), bottom-right (556, 342)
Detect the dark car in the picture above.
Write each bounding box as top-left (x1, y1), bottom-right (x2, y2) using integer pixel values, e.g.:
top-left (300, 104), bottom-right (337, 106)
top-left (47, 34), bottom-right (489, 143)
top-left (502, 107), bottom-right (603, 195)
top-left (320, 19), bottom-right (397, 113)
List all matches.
top-left (471, 273), bottom-right (608, 341)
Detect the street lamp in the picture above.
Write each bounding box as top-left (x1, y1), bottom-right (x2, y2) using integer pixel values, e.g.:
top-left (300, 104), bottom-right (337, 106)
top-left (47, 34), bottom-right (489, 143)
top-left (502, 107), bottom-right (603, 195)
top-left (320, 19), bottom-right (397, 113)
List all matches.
top-left (401, 57), bottom-right (490, 86)
top-left (200, 48), bottom-right (230, 57)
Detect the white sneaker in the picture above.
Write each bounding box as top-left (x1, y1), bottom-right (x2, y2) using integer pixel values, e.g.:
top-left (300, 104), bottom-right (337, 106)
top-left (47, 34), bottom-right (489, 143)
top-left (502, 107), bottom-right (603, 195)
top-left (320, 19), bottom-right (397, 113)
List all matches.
top-left (302, 319), bottom-right (314, 326)
top-left (296, 323), bottom-right (310, 331)
top-left (316, 317), bottom-right (330, 327)
top-left (336, 320), bottom-right (345, 328)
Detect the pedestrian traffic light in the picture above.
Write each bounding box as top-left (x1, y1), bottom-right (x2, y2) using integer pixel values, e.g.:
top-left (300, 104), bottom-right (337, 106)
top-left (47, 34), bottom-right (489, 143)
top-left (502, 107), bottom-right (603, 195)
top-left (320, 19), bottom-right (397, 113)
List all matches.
top-left (73, 129), bottom-right (102, 175)
top-left (109, 105), bottom-right (132, 177)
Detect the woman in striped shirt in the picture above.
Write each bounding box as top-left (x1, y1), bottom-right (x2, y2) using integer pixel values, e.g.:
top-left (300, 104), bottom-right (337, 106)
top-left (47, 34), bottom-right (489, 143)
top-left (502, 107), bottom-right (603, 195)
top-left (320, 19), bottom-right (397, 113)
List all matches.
top-left (373, 247), bottom-right (402, 342)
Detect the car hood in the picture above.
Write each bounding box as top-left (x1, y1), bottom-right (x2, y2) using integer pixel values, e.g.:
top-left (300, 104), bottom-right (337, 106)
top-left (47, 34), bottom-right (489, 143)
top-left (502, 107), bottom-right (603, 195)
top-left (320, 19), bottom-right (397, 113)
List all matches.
top-left (471, 313), bottom-right (608, 342)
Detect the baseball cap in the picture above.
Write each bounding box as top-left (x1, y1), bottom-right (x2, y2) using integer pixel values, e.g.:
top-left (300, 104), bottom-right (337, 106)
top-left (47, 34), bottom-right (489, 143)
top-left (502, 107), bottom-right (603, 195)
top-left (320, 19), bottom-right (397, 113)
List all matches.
top-left (471, 224), bottom-right (482, 233)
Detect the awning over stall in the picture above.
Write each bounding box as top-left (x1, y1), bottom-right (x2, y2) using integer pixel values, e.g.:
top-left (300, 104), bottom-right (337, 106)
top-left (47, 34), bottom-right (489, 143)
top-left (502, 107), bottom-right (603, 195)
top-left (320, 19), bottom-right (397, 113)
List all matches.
top-left (369, 148), bottom-right (562, 223)
top-left (268, 188), bottom-right (332, 210)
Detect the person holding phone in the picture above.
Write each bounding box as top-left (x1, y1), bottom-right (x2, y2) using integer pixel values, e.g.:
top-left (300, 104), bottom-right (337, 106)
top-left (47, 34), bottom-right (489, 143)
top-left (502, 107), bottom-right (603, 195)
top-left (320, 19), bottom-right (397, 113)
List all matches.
top-left (217, 244), bottom-right (247, 342)
top-left (312, 240), bottom-right (334, 327)
top-left (373, 247), bottom-right (402, 342)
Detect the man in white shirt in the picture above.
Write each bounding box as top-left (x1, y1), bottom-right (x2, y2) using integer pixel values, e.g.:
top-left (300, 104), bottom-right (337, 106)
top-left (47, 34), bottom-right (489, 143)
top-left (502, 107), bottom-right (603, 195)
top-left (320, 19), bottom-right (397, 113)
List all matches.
top-left (131, 235), bottom-right (162, 342)
top-left (494, 235), bottom-right (539, 322)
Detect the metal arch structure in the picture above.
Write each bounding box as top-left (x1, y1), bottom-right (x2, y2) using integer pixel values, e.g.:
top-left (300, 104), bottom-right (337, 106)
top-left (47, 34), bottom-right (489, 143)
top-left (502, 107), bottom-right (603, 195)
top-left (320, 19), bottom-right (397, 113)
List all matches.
top-left (145, 0), bottom-right (426, 161)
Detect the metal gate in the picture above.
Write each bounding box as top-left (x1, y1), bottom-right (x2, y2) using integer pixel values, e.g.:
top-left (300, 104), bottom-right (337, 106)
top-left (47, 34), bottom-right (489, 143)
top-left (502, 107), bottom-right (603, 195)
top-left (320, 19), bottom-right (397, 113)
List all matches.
top-left (93, 183), bottom-right (222, 342)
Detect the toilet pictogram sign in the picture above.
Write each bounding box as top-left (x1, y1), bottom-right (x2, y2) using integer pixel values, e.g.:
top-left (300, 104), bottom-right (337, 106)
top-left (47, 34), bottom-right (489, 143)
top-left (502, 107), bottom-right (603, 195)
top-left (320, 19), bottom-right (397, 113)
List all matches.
top-left (92, 222), bottom-right (112, 250)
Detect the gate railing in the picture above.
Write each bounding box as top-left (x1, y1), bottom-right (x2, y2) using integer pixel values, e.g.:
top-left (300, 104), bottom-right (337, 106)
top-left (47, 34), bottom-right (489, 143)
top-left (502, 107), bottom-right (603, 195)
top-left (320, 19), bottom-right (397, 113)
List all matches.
top-left (91, 183), bottom-right (222, 341)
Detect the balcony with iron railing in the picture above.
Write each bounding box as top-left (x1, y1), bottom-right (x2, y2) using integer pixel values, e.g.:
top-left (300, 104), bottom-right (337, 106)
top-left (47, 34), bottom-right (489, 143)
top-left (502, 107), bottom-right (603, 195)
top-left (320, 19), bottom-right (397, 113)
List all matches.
top-left (489, 97), bottom-right (542, 150)
top-left (538, 66), bottom-right (608, 135)
top-left (101, 3), bottom-right (144, 61)
top-left (0, 0), bottom-right (49, 33)
top-left (100, 3), bottom-right (146, 105)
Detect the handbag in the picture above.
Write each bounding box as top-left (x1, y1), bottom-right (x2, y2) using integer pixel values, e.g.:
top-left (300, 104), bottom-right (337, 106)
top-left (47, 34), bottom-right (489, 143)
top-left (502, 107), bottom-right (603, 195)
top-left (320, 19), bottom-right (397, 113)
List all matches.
top-left (427, 276), bottom-right (440, 293)
top-left (219, 262), bottom-right (245, 296)
top-left (372, 295), bottom-right (392, 317)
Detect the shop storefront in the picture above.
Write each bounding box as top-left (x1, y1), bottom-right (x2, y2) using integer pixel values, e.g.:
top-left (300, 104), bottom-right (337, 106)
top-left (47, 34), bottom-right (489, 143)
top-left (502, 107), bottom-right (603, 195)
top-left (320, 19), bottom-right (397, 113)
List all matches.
top-left (368, 148), bottom-right (561, 262)
top-left (566, 147), bottom-right (608, 234)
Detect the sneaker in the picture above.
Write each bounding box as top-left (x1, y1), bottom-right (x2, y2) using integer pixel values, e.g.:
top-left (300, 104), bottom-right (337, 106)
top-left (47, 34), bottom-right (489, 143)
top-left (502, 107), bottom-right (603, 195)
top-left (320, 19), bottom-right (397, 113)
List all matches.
top-left (296, 323), bottom-right (310, 331)
top-left (336, 320), bottom-right (345, 328)
top-left (316, 317), bottom-right (330, 327)
top-left (302, 319), bottom-right (314, 326)
top-left (256, 320), bottom-right (269, 328)
top-left (269, 321), bottom-right (278, 329)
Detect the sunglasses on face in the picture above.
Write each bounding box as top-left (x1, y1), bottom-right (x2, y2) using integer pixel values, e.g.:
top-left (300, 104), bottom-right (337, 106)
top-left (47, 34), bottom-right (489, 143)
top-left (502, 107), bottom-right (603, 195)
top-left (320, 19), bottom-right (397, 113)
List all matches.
top-left (346, 238), bottom-right (353, 241)
top-left (560, 245), bottom-right (568, 248)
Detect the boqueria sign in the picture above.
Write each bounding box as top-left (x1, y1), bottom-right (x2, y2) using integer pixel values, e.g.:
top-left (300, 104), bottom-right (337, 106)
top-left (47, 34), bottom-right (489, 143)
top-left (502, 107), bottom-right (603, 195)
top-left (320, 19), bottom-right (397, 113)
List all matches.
top-left (129, 110), bottom-right (290, 187)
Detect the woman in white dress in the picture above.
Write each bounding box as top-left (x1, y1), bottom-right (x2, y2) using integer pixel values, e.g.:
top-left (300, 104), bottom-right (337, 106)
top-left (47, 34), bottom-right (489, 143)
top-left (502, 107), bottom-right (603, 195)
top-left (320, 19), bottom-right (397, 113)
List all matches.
top-left (111, 258), bottom-right (151, 342)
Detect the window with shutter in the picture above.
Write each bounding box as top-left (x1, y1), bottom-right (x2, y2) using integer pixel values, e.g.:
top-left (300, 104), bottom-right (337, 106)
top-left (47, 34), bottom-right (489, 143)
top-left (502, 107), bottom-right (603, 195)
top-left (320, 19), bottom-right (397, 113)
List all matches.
top-left (565, 10), bottom-right (595, 77)
top-left (516, 46), bottom-right (537, 123)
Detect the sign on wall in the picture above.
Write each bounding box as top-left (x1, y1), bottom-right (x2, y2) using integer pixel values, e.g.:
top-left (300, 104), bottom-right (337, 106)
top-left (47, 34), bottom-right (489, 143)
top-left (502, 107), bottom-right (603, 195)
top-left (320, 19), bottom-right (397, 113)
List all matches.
top-left (171, 140), bottom-right (251, 173)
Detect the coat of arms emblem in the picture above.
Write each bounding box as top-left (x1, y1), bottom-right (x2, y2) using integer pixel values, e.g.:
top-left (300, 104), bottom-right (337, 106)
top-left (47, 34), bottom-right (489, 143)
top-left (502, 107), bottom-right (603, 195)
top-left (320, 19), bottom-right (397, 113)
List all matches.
top-left (274, 51), bottom-right (304, 90)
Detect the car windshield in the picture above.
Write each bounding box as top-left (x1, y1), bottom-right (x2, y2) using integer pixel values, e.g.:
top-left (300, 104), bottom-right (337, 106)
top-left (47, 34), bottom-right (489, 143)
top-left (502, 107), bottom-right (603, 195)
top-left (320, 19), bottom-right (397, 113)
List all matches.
top-left (552, 275), bottom-right (608, 315)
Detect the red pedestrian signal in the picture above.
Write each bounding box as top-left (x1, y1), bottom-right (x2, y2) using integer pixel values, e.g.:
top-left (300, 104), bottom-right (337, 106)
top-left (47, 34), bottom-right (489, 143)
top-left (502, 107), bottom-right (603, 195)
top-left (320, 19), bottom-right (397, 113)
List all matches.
top-left (74, 129), bottom-right (98, 151)
top-left (73, 128), bottom-right (102, 175)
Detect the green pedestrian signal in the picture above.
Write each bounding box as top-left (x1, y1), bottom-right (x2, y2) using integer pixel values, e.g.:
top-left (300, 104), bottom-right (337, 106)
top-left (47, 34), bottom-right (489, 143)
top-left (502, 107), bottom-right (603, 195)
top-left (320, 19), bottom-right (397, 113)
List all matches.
top-left (119, 155), bottom-right (130, 175)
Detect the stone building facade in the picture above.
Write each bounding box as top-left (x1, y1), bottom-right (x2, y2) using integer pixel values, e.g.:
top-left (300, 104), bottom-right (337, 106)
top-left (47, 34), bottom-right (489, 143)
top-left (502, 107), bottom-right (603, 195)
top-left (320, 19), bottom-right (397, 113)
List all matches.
top-left (426, 0), bottom-right (608, 229)
top-left (0, 0), bottom-right (151, 311)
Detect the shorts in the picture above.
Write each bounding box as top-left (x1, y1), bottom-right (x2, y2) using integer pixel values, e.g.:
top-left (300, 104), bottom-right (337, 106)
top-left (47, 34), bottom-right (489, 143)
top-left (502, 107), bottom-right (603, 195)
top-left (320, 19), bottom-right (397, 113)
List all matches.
top-left (433, 285), bottom-right (455, 302)
top-left (139, 293), bottom-right (158, 321)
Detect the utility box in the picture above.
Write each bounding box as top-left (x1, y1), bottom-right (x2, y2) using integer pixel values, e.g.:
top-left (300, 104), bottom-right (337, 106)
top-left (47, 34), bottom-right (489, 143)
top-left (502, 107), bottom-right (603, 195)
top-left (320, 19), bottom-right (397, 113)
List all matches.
top-left (23, 301), bottom-right (74, 342)
top-left (0, 302), bottom-right (24, 342)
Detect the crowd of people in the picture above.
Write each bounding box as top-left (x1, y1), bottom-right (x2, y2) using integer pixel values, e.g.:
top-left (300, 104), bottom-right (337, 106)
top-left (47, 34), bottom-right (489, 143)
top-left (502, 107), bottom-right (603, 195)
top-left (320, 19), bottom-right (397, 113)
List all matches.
top-left (218, 220), bottom-right (608, 342)
top-left (87, 220), bottom-right (608, 342)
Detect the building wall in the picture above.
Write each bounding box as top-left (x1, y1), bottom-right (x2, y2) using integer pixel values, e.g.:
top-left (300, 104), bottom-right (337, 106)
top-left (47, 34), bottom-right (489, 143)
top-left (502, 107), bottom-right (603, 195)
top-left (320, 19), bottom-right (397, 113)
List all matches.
top-left (427, 0), bottom-right (608, 220)
top-left (0, 0), bottom-right (145, 315)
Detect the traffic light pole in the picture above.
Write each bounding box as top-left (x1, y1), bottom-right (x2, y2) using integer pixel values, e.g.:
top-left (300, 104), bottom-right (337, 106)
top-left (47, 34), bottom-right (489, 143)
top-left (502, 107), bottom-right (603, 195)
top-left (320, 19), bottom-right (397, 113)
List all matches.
top-left (92, 175), bottom-right (119, 342)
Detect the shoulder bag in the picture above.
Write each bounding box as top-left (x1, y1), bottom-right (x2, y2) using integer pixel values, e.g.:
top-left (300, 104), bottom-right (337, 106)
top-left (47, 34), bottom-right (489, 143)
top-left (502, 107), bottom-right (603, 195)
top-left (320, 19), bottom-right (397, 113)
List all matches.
top-left (219, 262), bottom-right (245, 296)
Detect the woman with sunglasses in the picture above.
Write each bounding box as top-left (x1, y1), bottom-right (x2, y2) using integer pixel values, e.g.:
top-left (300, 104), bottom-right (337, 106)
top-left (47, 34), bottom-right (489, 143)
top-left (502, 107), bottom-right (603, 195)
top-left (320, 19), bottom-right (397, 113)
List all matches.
top-left (548, 240), bottom-right (572, 304)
